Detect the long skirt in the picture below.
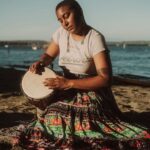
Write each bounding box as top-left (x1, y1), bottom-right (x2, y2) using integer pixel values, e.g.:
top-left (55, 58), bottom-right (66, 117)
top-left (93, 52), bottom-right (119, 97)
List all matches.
top-left (11, 86), bottom-right (150, 150)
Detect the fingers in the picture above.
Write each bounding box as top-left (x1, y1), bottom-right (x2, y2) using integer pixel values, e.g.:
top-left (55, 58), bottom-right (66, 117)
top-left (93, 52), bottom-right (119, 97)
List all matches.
top-left (29, 63), bottom-right (37, 73)
top-left (29, 62), bottom-right (38, 72)
top-left (43, 76), bottom-right (67, 90)
top-left (29, 61), bottom-right (44, 74)
top-left (43, 78), bottom-right (57, 89)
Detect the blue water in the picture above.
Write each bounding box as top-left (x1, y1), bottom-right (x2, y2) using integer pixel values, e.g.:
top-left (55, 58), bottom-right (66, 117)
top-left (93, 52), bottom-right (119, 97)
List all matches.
top-left (109, 45), bottom-right (150, 77)
top-left (0, 45), bottom-right (150, 77)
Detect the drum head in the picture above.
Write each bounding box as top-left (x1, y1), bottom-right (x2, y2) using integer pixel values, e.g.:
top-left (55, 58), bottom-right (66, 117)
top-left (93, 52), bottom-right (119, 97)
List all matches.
top-left (21, 67), bottom-right (56, 100)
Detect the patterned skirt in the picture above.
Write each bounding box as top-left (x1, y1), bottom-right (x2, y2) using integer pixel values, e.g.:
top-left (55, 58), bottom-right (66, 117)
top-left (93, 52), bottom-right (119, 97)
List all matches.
top-left (11, 86), bottom-right (150, 150)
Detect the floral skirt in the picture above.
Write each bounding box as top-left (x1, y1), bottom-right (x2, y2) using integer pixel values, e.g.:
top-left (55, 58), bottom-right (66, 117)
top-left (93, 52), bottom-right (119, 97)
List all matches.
top-left (11, 87), bottom-right (150, 149)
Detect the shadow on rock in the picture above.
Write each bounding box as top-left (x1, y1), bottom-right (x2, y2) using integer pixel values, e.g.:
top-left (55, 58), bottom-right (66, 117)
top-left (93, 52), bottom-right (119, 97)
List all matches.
top-left (0, 112), bottom-right (34, 129)
top-left (123, 111), bottom-right (150, 129)
top-left (0, 67), bottom-right (25, 93)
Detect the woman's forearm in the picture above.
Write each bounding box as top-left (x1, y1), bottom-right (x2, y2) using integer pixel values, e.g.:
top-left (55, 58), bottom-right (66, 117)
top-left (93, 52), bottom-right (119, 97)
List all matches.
top-left (68, 75), bottom-right (112, 90)
top-left (40, 41), bottom-right (59, 67)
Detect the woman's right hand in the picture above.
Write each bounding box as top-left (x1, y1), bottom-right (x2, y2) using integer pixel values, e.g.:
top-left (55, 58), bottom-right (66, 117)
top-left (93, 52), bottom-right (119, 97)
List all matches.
top-left (29, 61), bottom-right (44, 74)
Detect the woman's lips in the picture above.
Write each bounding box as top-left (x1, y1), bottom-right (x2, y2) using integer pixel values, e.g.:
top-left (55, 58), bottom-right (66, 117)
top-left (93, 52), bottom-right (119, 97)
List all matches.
top-left (67, 26), bottom-right (73, 31)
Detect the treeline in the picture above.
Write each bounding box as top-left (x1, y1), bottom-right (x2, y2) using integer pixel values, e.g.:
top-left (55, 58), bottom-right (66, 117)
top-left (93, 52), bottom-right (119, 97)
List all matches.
top-left (0, 40), bottom-right (49, 49)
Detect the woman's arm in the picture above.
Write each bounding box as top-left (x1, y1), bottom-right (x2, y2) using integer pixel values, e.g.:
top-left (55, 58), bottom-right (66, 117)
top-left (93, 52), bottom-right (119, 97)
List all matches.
top-left (29, 40), bottom-right (59, 73)
top-left (44, 51), bottom-right (112, 90)
top-left (67, 51), bottom-right (112, 90)
top-left (40, 40), bottom-right (59, 66)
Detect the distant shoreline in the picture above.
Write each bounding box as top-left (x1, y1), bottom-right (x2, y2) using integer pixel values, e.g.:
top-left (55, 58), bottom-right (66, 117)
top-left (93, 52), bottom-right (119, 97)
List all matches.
top-left (0, 40), bottom-right (150, 49)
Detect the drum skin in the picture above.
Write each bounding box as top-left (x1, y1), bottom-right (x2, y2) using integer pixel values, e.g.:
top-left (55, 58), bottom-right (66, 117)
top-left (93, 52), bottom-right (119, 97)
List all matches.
top-left (21, 67), bottom-right (56, 102)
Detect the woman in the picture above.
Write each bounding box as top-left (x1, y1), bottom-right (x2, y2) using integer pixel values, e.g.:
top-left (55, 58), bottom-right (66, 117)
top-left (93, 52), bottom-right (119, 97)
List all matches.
top-left (13, 0), bottom-right (150, 149)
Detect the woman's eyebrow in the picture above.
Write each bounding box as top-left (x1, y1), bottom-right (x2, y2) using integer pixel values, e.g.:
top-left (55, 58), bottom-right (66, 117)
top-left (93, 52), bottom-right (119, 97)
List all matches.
top-left (57, 12), bottom-right (68, 21)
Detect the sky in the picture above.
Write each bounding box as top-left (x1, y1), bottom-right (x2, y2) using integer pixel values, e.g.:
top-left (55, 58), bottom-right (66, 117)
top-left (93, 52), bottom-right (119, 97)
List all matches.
top-left (0, 0), bottom-right (150, 42)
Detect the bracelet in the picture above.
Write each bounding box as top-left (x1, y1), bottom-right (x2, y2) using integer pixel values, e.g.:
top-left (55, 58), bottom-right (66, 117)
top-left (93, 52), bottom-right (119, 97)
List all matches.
top-left (40, 53), bottom-right (54, 66)
top-left (39, 61), bottom-right (45, 67)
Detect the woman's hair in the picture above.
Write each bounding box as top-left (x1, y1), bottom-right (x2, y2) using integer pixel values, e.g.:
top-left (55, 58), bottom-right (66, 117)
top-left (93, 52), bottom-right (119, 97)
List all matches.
top-left (56, 0), bottom-right (84, 18)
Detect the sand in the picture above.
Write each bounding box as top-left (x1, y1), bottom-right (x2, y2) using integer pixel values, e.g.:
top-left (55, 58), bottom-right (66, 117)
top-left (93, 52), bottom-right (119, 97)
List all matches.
top-left (0, 67), bottom-right (150, 149)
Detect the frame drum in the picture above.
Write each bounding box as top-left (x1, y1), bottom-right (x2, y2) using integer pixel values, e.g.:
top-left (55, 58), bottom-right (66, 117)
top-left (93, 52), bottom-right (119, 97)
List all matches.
top-left (21, 67), bottom-right (56, 102)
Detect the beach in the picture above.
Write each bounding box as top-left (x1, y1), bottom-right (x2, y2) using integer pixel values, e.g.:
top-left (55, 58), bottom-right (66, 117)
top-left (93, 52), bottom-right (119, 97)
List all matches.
top-left (0, 67), bottom-right (150, 149)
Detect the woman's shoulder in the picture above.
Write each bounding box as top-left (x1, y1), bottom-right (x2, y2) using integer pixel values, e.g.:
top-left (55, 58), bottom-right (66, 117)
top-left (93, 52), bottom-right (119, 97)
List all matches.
top-left (86, 28), bottom-right (105, 44)
top-left (86, 27), bottom-right (108, 54)
top-left (89, 28), bottom-right (104, 38)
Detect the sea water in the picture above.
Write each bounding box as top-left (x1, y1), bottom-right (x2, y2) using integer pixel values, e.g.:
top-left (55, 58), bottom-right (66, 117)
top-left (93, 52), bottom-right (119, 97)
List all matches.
top-left (109, 45), bottom-right (150, 77)
top-left (0, 45), bottom-right (150, 77)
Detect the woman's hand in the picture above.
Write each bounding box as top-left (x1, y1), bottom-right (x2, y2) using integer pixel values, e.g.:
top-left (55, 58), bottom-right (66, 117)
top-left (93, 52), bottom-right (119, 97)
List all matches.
top-left (43, 76), bottom-right (73, 90)
top-left (29, 61), bottom-right (44, 74)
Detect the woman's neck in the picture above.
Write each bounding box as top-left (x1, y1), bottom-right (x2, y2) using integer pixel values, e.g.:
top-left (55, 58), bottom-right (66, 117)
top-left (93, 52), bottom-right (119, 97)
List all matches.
top-left (71, 24), bottom-right (91, 41)
top-left (76, 23), bottom-right (91, 35)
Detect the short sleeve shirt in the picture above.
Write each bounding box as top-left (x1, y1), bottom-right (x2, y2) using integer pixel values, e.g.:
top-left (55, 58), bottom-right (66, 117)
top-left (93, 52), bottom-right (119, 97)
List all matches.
top-left (52, 27), bottom-right (107, 75)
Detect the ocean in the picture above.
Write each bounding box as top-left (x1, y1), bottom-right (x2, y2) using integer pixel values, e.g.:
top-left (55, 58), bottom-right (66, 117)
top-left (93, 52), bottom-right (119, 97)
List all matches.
top-left (0, 45), bottom-right (150, 78)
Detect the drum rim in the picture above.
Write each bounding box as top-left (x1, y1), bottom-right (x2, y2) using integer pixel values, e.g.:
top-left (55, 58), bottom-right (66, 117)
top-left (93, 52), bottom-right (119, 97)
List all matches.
top-left (21, 67), bottom-right (56, 101)
top-left (21, 87), bottom-right (55, 101)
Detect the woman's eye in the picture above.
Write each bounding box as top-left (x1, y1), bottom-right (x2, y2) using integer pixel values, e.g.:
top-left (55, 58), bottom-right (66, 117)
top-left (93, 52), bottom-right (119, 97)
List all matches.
top-left (64, 13), bottom-right (69, 19)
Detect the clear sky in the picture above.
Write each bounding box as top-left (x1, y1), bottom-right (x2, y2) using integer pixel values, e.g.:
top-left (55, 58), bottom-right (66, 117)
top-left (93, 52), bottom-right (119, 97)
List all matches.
top-left (0, 0), bottom-right (150, 41)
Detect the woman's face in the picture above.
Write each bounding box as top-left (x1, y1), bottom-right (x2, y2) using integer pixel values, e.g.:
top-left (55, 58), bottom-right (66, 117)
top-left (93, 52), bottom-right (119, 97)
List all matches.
top-left (56, 5), bottom-right (80, 34)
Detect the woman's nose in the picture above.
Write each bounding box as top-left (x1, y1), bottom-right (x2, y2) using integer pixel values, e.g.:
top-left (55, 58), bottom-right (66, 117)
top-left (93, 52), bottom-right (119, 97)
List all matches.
top-left (63, 20), bottom-right (69, 28)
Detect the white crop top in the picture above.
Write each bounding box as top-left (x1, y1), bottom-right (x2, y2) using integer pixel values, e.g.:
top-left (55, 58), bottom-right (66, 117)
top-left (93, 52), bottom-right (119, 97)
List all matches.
top-left (52, 27), bottom-right (107, 75)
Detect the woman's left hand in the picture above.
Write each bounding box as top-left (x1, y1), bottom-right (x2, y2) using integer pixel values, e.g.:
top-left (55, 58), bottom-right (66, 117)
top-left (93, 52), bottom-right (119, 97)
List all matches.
top-left (43, 76), bottom-right (70, 90)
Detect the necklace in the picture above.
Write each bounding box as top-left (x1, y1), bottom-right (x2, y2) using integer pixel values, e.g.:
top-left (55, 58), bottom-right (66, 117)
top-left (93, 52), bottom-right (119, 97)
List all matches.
top-left (67, 33), bottom-right (70, 52)
top-left (81, 39), bottom-right (84, 45)
top-left (67, 33), bottom-right (85, 52)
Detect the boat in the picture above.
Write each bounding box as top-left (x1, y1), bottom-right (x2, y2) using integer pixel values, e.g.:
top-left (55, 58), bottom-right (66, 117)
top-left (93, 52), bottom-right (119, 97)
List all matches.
top-left (32, 45), bottom-right (37, 50)
top-left (113, 74), bottom-right (150, 87)
top-left (4, 44), bottom-right (9, 48)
